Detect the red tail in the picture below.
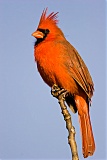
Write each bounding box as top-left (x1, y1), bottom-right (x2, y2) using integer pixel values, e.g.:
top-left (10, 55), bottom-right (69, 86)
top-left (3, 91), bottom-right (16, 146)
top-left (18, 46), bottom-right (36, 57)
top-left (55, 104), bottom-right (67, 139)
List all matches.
top-left (74, 95), bottom-right (95, 158)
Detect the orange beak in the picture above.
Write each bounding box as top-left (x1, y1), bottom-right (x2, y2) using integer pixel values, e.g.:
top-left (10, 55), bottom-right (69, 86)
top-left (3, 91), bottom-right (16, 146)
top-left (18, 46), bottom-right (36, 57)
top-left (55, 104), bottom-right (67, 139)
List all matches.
top-left (31, 30), bottom-right (44, 39)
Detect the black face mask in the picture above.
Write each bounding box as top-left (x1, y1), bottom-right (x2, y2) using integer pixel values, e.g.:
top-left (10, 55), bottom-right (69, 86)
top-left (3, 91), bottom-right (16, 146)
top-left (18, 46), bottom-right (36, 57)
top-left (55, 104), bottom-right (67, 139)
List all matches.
top-left (34, 28), bottom-right (50, 46)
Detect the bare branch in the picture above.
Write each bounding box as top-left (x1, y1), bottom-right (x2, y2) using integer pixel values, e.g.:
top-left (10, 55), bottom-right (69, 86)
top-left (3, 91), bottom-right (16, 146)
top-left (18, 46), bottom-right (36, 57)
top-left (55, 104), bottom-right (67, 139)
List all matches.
top-left (51, 84), bottom-right (79, 160)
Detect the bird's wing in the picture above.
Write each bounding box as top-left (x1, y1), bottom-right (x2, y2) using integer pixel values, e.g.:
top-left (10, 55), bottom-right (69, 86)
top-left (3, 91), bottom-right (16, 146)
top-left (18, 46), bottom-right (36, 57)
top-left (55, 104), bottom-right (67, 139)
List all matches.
top-left (64, 41), bottom-right (94, 99)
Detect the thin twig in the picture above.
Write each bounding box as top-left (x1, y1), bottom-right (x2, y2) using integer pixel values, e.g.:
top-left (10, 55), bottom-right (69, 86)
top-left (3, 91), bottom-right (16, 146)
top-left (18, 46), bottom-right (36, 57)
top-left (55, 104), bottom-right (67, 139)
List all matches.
top-left (51, 84), bottom-right (79, 160)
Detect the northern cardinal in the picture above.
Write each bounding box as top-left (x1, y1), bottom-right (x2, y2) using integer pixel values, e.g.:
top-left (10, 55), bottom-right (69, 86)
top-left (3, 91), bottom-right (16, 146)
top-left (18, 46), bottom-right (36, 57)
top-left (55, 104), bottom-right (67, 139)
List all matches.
top-left (32, 8), bottom-right (95, 158)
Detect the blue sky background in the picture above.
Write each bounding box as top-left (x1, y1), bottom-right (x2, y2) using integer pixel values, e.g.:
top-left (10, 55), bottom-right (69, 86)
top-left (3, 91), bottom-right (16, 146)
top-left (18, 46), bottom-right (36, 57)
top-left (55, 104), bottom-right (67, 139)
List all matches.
top-left (0, 0), bottom-right (106, 160)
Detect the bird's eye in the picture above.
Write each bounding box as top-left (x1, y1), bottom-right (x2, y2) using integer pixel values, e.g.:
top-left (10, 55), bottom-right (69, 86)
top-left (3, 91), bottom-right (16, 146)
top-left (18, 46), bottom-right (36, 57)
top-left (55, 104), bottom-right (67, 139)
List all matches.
top-left (45, 29), bottom-right (50, 34)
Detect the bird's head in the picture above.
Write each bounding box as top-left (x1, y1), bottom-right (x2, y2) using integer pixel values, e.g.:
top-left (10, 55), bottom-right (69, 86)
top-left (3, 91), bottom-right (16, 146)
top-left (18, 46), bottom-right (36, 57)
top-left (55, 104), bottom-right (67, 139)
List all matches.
top-left (32, 8), bottom-right (64, 45)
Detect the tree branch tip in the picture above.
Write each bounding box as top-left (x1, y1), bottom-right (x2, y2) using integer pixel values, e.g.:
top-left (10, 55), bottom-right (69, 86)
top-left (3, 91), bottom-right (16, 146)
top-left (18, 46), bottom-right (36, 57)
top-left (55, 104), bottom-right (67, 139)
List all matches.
top-left (51, 84), bottom-right (79, 160)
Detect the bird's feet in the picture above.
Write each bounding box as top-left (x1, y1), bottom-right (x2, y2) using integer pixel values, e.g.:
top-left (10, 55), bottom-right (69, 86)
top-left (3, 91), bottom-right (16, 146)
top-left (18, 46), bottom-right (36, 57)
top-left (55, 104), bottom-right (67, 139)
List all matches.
top-left (51, 84), bottom-right (69, 100)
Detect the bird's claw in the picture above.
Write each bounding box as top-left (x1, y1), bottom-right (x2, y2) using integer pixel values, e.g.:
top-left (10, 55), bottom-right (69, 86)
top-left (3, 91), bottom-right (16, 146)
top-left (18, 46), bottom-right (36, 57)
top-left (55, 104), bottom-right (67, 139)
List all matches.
top-left (51, 84), bottom-right (69, 99)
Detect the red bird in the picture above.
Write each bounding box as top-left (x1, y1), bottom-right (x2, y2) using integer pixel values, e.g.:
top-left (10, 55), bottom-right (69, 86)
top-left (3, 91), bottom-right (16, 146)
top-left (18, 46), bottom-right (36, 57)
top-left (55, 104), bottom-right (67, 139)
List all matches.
top-left (32, 8), bottom-right (95, 158)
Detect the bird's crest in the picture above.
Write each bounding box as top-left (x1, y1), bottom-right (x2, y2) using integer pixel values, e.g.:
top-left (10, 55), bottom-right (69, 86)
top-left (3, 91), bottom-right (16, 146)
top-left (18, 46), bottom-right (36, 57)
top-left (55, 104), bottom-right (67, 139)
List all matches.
top-left (38, 8), bottom-right (59, 28)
